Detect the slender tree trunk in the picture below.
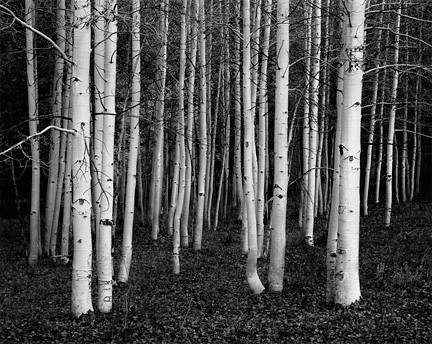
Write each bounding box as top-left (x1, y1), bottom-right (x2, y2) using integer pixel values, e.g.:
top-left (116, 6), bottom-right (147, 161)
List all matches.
top-left (233, 0), bottom-right (243, 220)
top-left (363, 5), bottom-right (384, 215)
top-left (303, 0), bottom-right (321, 245)
top-left (61, 116), bottom-right (72, 262)
top-left (374, 36), bottom-right (388, 204)
top-left (71, 0), bottom-right (94, 317)
top-left (26, 0), bottom-right (40, 265)
top-left (118, 0), bottom-right (140, 283)
top-left (326, 13), bottom-right (345, 303)
top-left (92, 0), bottom-right (106, 239)
top-left (401, 38), bottom-right (409, 203)
top-left (300, 2), bottom-right (311, 229)
top-left (44, 1), bottom-right (65, 255)
top-left (46, 0), bottom-right (67, 258)
top-left (193, 0), bottom-right (208, 251)
top-left (214, 5), bottom-right (231, 229)
top-left (268, 0), bottom-right (287, 293)
top-left (243, 0), bottom-right (264, 295)
top-left (256, 0), bottom-right (271, 257)
top-left (60, 7), bottom-right (73, 263)
top-left (151, 0), bottom-right (170, 240)
top-left (182, 0), bottom-right (198, 247)
top-left (97, 0), bottom-right (118, 312)
top-left (172, 0), bottom-right (187, 274)
top-left (384, 2), bottom-right (402, 227)
top-left (410, 75), bottom-right (420, 201)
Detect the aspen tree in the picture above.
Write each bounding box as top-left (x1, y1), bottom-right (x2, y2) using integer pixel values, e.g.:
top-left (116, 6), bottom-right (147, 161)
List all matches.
top-left (173, 0), bottom-right (188, 274)
top-left (168, 128), bottom-right (181, 236)
top-left (44, 124), bottom-right (61, 256)
top-left (71, 0), bottom-right (94, 317)
top-left (207, 67), bottom-right (222, 230)
top-left (60, 3), bottom-right (73, 263)
top-left (374, 30), bottom-right (389, 204)
top-left (243, 0), bottom-right (265, 295)
top-left (97, 0), bottom-right (118, 313)
top-left (401, 52), bottom-right (409, 203)
top-left (411, 7), bottom-right (423, 200)
top-left (222, 1), bottom-right (232, 219)
top-left (61, 117), bottom-right (72, 261)
top-left (362, 5), bottom-right (384, 215)
top-left (320, 0), bottom-right (331, 215)
top-left (233, 0), bottom-right (244, 221)
top-left (334, 0), bottom-right (365, 306)
top-left (410, 75), bottom-right (420, 201)
top-left (182, 0), bottom-right (199, 247)
top-left (118, 0), bottom-right (141, 283)
top-left (92, 0), bottom-right (106, 236)
top-left (214, 1), bottom-right (231, 230)
top-left (303, 0), bottom-right (321, 246)
top-left (249, 1), bottom-right (261, 235)
top-left (326, 9), bottom-right (345, 303)
top-left (394, 137), bottom-right (400, 203)
top-left (256, 0), bottom-right (270, 257)
top-left (204, 0), bottom-right (214, 230)
top-left (300, 2), bottom-right (311, 229)
top-left (45, 0), bottom-right (67, 258)
top-left (193, 0), bottom-right (207, 251)
top-left (268, 0), bottom-right (287, 293)
top-left (151, 0), bottom-right (170, 240)
top-left (25, 0), bottom-right (40, 265)
top-left (384, 2), bottom-right (402, 227)
top-left (44, 2), bottom-right (66, 254)
top-left (50, 100), bottom-right (69, 258)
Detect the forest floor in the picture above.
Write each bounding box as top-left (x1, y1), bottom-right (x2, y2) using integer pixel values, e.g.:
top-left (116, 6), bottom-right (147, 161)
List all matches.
top-left (1, 201), bottom-right (432, 343)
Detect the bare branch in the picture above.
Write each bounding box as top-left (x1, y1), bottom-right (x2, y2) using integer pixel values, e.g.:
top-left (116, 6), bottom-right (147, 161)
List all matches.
top-left (0, 125), bottom-right (76, 157)
top-left (0, 4), bottom-right (73, 65)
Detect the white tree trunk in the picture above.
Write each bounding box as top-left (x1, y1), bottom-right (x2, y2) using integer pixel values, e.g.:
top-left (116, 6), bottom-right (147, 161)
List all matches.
top-left (151, 0), bottom-right (170, 240)
top-left (303, 0), bottom-right (321, 245)
top-left (268, 0), bottom-right (288, 293)
top-left (384, 3), bottom-right (401, 227)
top-left (256, 0), bottom-right (270, 257)
top-left (300, 2), bottom-right (311, 229)
top-left (193, 0), bottom-right (208, 252)
top-left (97, 0), bottom-right (118, 313)
top-left (243, 0), bottom-right (264, 295)
top-left (172, 0), bottom-right (188, 274)
top-left (233, 0), bottom-right (243, 220)
top-left (326, 13), bottom-right (345, 303)
top-left (118, 0), bottom-right (140, 283)
top-left (182, 0), bottom-right (198, 247)
top-left (71, 0), bottom-right (94, 317)
top-left (334, 0), bottom-right (365, 306)
top-left (92, 0), bottom-right (106, 235)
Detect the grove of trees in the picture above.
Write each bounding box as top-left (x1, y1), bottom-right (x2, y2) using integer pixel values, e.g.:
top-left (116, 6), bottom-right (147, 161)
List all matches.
top-left (1, 0), bottom-right (432, 319)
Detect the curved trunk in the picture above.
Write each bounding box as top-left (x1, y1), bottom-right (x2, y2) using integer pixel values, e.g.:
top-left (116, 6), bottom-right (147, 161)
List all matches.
top-left (243, 0), bottom-right (264, 295)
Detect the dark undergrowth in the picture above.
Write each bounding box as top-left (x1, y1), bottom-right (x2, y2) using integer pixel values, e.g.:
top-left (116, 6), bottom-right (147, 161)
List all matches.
top-left (1, 201), bottom-right (432, 343)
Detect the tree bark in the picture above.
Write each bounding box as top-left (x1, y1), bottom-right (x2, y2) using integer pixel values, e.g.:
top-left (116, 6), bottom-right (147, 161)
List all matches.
top-left (71, 0), bottom-right (94, 317)
top-left (268, 0), bottom-right (288, 293)
top-left (334, 0), bottom-right (365, 306)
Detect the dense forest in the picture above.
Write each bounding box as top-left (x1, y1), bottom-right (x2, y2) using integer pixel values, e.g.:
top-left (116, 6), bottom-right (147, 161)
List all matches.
top-left (1, 0), bottom-right (432, 330)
